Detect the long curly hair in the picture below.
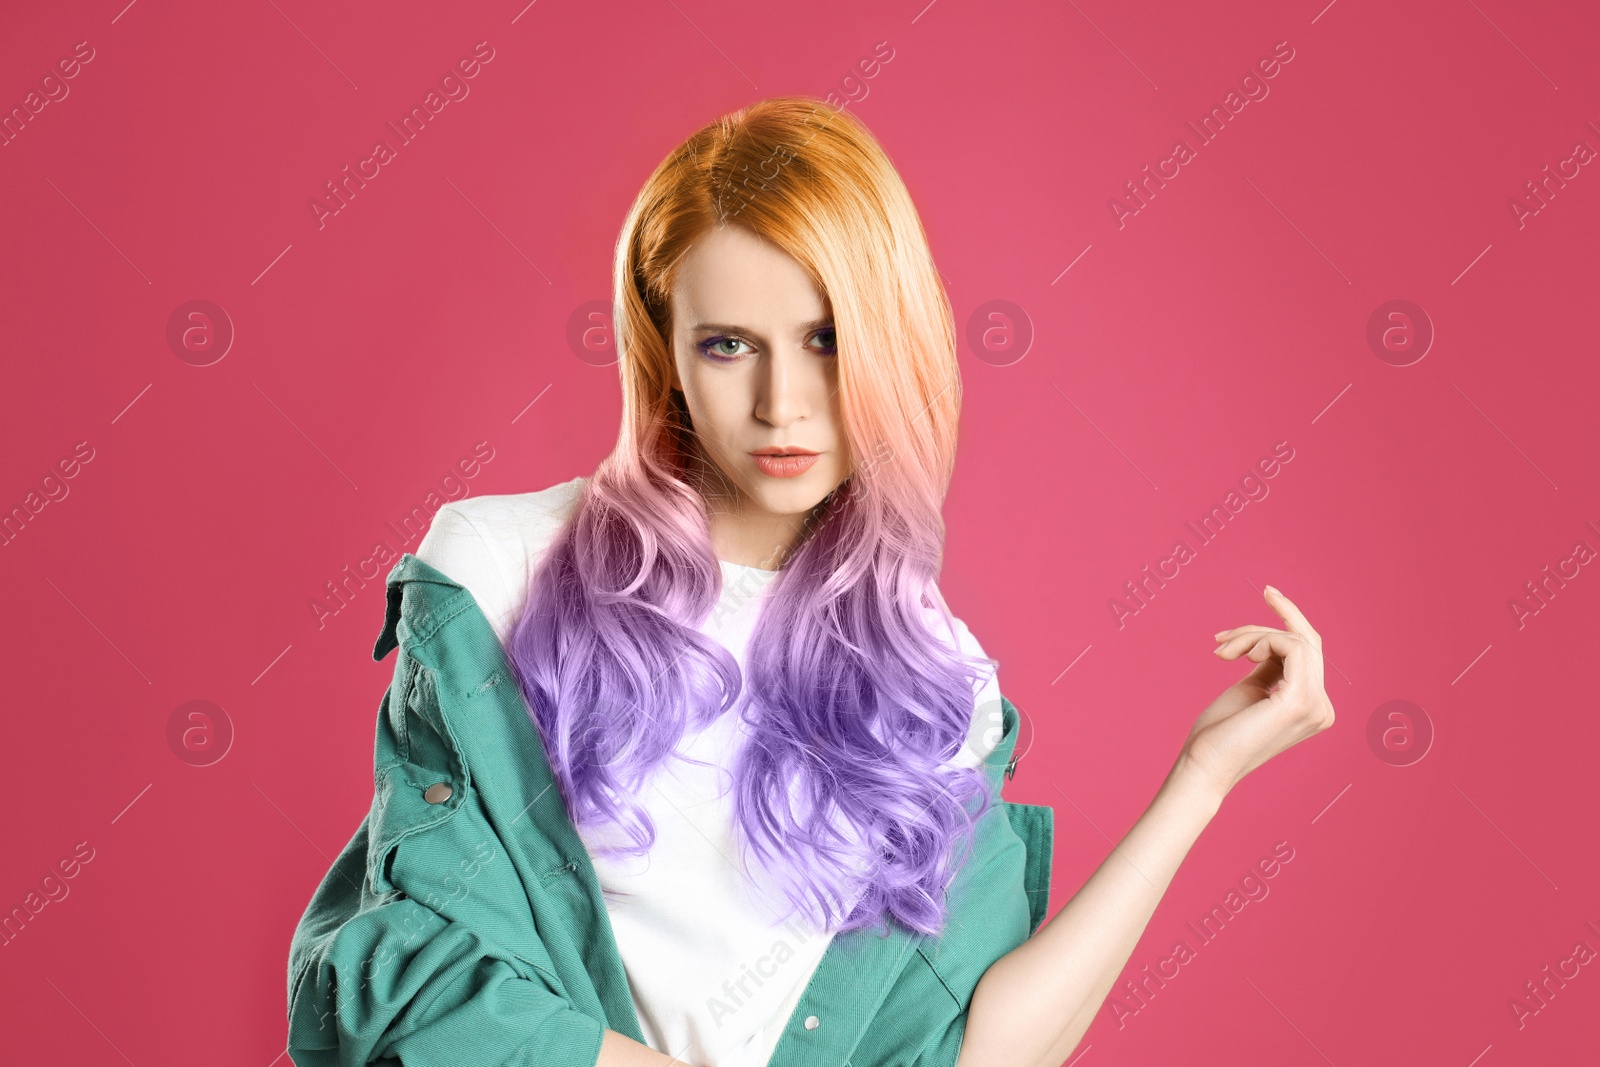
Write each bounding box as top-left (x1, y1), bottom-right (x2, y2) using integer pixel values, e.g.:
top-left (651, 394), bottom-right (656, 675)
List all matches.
top-left (504, 95), bottom-right (996, 938)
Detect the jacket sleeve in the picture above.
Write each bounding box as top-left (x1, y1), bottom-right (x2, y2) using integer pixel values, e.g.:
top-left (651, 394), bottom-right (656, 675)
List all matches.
top-left (898, 800), bottom-right (1055, 1067)
top-left (287, 611), bottom-right (609, 1067)
top-left (288, 887), bottom-right (605, 1066)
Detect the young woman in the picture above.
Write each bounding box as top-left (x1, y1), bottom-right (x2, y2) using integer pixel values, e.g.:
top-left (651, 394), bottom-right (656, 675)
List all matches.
top-left (405, 96), bottom-right (1334, 1067)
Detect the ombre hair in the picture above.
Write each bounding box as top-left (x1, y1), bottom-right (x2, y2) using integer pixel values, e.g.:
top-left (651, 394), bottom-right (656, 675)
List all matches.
top-left (505, 96), bottom-right (997, 938)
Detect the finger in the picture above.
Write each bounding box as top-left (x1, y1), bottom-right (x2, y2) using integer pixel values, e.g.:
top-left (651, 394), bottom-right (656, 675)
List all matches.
top-left (1218, 631), bottom-right (1296, 660)
top-left (1263, 585), bottom-right (1322, 647)
top-left (1215, 632), bottom-right (1289, 676)
top-left (1218, 633), bottom-right (1286, 681)
top-left (1214, 628), bottom-right (1283, 653)
top-left (1213, 624), bottom-right (1283, 641)
top-left (1218, 629), bottom-right (1323, 695)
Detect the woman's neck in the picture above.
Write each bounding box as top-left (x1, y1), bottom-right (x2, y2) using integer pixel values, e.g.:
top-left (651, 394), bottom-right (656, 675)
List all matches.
top-left (687, 451), bottom-right (808, 571)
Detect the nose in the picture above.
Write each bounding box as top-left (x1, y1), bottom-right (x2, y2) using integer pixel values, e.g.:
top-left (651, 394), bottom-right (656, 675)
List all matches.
top-left (753, 347), bottom-right (812, 428)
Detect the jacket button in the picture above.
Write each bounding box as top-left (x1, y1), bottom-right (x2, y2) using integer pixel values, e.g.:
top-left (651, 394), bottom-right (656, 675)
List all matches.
top-left (423, 782), bottom-right (453, 804)
top-left (803, 1015), bottom-right (819, 1030)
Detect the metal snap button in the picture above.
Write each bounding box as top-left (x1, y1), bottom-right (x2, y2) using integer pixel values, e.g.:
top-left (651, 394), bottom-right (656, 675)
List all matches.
top-left (803, 1015), bottom-right (819, 1030)
top-left (423, 782), bottom-right (453, 804)
top-left (1005, 754), bottom-right (1019, 780)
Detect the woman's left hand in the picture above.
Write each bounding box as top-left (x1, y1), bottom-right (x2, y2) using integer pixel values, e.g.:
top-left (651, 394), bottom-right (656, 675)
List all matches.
top-left (1174, 585), bottom-right (1336, 800)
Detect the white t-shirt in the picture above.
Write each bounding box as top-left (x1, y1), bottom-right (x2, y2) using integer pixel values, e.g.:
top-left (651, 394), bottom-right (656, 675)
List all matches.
top-left (413, 475), bottom-right (1001, 1067)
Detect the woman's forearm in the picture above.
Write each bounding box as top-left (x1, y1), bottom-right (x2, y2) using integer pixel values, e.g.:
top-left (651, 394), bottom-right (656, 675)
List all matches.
top-left (597, 1028), bottom-right (704, 1067)
top-left (955, 757), bottom-right (1226, 1067)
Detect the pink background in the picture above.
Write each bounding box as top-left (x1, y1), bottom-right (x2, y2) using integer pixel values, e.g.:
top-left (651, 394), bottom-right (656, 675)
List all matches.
top-left (3, 0), bottom-right (1598, 1063)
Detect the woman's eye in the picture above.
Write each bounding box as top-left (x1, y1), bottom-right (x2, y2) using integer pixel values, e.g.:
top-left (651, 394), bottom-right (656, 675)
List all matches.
top-left (697, 336), bottom-right (751, 362)
top-left (695, 328), bottom-right (835, 362)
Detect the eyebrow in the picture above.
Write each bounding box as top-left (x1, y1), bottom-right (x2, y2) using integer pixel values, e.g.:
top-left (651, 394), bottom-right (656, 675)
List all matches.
top-left (688, 317), bottom-right (833, 335)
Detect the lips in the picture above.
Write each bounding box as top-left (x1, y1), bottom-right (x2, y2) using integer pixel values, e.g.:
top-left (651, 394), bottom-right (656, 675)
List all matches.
top-left (750, 449), bottom-right (821, 478)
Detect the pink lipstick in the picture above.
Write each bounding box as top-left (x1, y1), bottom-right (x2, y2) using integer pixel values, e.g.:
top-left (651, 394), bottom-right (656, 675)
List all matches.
top-left (750, 447), bottom-right (820, 478)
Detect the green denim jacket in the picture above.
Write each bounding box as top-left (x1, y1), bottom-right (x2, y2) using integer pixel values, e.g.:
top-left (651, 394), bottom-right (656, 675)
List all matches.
top-left (286, 553), bottom-right (1054, 1067)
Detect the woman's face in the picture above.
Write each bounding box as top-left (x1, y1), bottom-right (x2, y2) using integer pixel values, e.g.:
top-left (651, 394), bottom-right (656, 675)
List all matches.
top-left (668, 223), bottom-right (851, 529)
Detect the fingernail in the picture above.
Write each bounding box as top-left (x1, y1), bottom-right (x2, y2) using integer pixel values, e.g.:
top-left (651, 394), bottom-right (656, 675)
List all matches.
top-left (1265, 584), bottom-right (1279, 596)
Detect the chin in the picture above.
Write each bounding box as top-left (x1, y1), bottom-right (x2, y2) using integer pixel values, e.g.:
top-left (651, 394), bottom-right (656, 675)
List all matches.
top-left (748, 484), bottom-right (827, 517)
top-left (745, 465), bottom-right (843, 516)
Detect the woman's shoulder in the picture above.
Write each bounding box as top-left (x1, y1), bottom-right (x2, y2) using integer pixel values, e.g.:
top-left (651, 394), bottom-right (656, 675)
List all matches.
top-left (436, 474), bottom-right (586, 530)
top-left (413, 475), bottom-right (587, 641)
